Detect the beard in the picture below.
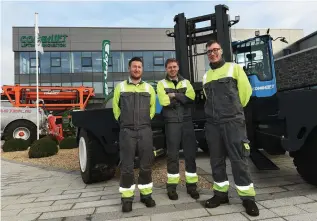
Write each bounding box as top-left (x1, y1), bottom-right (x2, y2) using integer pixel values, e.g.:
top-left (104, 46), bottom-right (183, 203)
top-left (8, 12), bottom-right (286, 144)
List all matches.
top-left (130, 74), bottom-right (141, 80)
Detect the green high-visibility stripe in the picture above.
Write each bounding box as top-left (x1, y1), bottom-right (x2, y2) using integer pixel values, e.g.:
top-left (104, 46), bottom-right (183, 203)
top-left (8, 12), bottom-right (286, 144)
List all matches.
top-left (237, 187), bottom-right (256, 197)
top-left (186, 175), bottom-right (198, 184)
top-left (213, 183), bottom-right (229, 193)
top-left (121, 190), bottom-right (134, 198)
top-left (140, 187), bottom-right (152, 196)
top-left (167, 176), bottom-right (180, 184)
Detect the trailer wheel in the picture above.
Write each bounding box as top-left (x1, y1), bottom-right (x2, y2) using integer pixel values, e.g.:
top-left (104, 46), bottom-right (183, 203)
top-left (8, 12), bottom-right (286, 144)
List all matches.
top-left (4, 120), bottom-right (37, 145)
top-left (293, 129), bottom-right (317, 186)
top-left (78, 129), bottom-right (116, 184)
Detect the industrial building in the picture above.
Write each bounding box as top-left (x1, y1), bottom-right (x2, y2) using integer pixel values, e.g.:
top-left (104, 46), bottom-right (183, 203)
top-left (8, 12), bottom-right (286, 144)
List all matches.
top-left (12, 26), bottom-right (305, 100)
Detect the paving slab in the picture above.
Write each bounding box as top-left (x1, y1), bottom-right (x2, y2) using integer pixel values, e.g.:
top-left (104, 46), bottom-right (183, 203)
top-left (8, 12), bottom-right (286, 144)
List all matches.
top-left (2, 152), bottom-right (317, 221)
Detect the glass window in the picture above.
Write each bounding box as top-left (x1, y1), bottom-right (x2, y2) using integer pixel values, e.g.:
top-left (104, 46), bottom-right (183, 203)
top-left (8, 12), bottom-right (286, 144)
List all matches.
top-left (153, 56), bottom-right (164, 66)
top-left (72, 82), bottom-right (83, 86)
top-left (92, 52), bottom-right (102, 72)
top-left (61, 52), bottom-right (70, 73)
top-left (30, 58), bottom-right (37, 68)
top-left (133, 51), bottom-right (143, 57)
top-left (82, 52), bottom-right (92, 73)
top-left (40, 52), bottom-right (50, 74)
top-left (93, 82), bottom-right (103, 94)
top-left (83, 82), bottom-right (93, 87)
top-left (143, 51), bottom-right (154, 72)
top-left (51, 57), bottom-right (61, 67)
top-left (20, 52), bottom-right (29, 74)
top-left (82, 57), bottom-right (92, 67)
top-left (62, 82), bottom-right (71, 87)
top-left (123, 52), bottom-right (133, 72)
top-left (72, 52), bottom-right (82, 73)
top-left (111, 51), bottom-right (122, 72)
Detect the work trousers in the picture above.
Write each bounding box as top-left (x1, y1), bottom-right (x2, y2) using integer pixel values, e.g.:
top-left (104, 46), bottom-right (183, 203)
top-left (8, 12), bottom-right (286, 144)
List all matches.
top-left (205, 119), bottom-right (256, 201)
top-left (119, 126), bottom-right (154, 202)
top-left (165, 121), bottom-right (198, 192)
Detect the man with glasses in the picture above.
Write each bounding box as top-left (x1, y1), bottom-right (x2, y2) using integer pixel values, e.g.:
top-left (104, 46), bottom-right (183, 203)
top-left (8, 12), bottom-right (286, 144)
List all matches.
top-left (157, 58), bottom-right (200, 201)
top-left (202, 40), bottom-right (259, 217)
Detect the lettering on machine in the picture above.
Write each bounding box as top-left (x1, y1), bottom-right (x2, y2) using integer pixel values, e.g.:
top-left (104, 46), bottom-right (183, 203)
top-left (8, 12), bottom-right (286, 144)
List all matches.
top-left (253, 84), bottom-right (275, 91)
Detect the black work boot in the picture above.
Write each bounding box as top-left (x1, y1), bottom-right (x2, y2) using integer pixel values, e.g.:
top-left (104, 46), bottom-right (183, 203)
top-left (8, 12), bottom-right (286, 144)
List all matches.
top-left (187, 188), bottom-right (200, 199)
top-left (204, 195), bottom-right (229, 208)
top-left (167, 190), bottom-right (179, 200)
top-left (122, 201), bottom-right (132, 212)
top-left (243, 199), bottom-right (259, 216)
top-left (141, 197), bottom-right (156, 207)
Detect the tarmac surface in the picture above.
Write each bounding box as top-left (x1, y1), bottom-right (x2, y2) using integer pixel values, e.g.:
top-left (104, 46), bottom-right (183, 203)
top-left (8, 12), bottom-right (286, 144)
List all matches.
top-left (2, 151), bottom-right (317, 221)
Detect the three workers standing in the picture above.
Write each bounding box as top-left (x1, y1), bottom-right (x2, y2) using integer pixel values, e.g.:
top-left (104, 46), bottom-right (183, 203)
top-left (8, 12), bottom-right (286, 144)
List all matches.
top-left (113, 47), bottom-right (259, 217)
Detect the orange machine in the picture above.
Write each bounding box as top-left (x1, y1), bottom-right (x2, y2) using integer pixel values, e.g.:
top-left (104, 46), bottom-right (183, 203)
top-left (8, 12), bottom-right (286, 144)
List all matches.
top-left (1, 84), bottom-right (95, 111)
top-left (1, 84), bottom-right (96, 140)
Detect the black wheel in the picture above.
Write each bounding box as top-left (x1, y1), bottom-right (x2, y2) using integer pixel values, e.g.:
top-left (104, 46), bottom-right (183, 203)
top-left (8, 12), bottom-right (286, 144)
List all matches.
top-left (293, 129), bottom-right (317, 186)
top-left (78, 129), bottom-right (116, 184)
top-left (3, 120), bottom-right (37, 145)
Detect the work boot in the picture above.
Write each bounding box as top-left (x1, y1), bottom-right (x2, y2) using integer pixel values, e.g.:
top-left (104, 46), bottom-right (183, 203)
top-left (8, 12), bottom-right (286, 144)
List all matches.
top-left (167, 190), bottom-right (179, 200)
top-left (204, 195), bottom-right (229, 208)
top-left (242, 199), bottom-right (259, 216)
top-left (122, 201), bottom-right (132, 212)
top-left (141, 197), bottom-right (156, 207)
top-left (187, 188), bottom-right (200, 199)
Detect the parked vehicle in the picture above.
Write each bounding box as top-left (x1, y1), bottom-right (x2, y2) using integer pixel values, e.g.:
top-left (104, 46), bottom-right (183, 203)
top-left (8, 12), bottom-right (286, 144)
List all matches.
top-left (1, 100), bottom-right (47, 144)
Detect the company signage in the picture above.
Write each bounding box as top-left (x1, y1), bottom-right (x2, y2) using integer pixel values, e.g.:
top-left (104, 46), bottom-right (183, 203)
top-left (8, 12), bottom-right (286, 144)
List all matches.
top-left (20, 34), bottom-right (68, 48)
top-left (102, 40), bottom-right (111, 96)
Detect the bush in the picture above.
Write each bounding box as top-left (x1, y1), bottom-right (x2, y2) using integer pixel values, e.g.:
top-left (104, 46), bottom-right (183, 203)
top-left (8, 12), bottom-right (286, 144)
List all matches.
top-left (2, 138), bottom-right (29, 152)
top-left (28, 138), bottom-right (58, 158)
top-left (59, 136), bottom-right (77, 149)
top-left (43, 134), bottom-right (59, 145)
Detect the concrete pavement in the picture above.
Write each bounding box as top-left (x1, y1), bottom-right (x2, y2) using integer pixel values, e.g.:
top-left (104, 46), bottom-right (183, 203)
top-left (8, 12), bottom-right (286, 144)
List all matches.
top-left (2, 152), bottom-right (317, 221)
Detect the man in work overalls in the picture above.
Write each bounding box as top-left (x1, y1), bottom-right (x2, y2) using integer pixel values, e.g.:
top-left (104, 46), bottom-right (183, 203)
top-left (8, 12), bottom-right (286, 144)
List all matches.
top-left (157, 58), bottom-right (200, 200)
top-left (112, 57), bottom-right (157, 213)
top-left (202, 40), bottom-right (259, 217)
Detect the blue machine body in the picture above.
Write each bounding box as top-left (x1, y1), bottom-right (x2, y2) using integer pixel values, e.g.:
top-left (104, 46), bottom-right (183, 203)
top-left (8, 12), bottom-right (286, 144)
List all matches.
top-left (232, 34), bottom-right (277, 98)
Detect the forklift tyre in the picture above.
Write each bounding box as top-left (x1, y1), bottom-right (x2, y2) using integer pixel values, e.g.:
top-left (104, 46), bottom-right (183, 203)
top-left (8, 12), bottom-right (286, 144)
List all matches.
top-left (78, 129), bottom-right (116, 184)
top-left (293, 128), bottom-right (317, 186)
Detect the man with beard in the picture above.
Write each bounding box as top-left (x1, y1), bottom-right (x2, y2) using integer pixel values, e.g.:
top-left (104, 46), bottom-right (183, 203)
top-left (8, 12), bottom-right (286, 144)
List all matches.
top-left (202, 40), bottom-right (259, 217)
top-left (112, 57), bottom-right (157, 212)
top-left (157, 58), bottom-right (199, 200)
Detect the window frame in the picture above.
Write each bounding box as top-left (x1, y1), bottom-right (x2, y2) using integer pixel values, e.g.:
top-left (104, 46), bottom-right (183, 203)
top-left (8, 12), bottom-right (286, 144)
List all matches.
top-left (29, 58), bottom-right (40, 68)
top-left (50, 57), bottom-right (61, 67)
top-left (153, 56), bottom-right (164, 66)
top-left (81, 57), bottom-right (92, 67)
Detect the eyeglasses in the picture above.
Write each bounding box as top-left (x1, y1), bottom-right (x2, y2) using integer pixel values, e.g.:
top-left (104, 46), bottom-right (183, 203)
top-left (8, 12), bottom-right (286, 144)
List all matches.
top-left (206, 48), bottom-right (221, 55)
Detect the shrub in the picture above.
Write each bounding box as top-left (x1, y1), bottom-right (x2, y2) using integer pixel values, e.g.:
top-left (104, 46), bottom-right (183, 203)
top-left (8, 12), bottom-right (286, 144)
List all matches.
top-left (59, 136), bottom-right (78, 149)
top-left (43, 134), bottom-right (59, 145)
top-left (28, 137), bottom-right (58, 158)
top-left (2, 138), bottom-right (29, 152)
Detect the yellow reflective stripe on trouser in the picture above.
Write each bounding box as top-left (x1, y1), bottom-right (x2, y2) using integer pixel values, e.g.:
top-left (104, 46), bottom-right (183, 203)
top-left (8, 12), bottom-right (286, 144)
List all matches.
top-left (167, 173), bottom-right (180, 184)
top-left (119, 184), bottom-right (135, 198)
top-left (236, 183), bottom-right (256, 197)
top-left (185, 171), bottom-right (198, 184)
top-left (138, 182), bottom-right (153, 196)
top-left (213, 181), bottom-right (229, 192)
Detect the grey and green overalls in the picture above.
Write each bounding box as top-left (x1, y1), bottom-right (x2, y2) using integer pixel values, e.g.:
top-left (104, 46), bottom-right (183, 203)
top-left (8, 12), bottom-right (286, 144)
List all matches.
top-left (112, 78), bottom-right (156, 202)
top-left (157, 75), bottom-right (198, 192)
top-left (202, 61), bottom-right (256, 200)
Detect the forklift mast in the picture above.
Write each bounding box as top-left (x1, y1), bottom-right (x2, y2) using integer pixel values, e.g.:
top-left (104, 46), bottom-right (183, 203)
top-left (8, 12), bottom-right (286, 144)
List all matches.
top-left (166, 4), bottom-right (239, 83)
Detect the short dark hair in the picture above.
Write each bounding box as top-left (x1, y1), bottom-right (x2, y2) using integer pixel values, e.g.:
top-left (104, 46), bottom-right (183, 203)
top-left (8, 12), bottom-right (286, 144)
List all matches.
top-left (129, 57), bottom-right (143, 67)
top-left (206, 40), bottom-right (222, 48)
top-left (165, 58), bottom-right (179, 68)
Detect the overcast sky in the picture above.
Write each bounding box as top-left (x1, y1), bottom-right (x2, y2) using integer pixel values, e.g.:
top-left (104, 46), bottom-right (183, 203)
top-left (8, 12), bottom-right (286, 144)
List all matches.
top-left (1, 0), bottom-right (316, 86)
